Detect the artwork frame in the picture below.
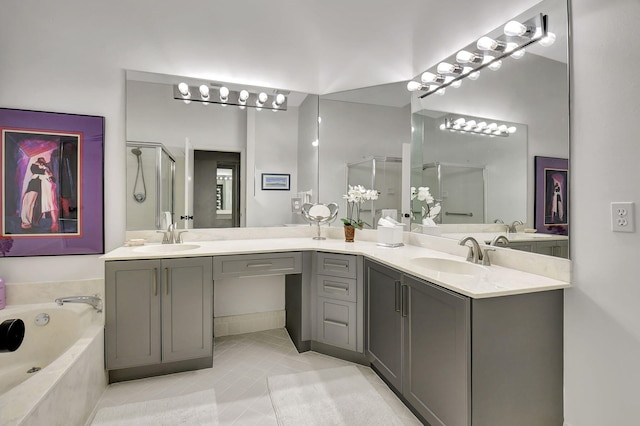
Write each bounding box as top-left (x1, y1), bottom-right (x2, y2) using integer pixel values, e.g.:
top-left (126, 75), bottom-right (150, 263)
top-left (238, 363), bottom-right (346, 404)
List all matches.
top-left (261, 173), bottom-right (290, 191)
top-left (534, 156), bottom-right (568, 235)
top-left (0, 108), bottom-right (105, 257)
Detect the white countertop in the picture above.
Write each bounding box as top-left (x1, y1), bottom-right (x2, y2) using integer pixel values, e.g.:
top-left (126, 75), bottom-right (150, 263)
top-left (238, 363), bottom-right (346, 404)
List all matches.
top-left (102, 235), bottom-right (570, 299)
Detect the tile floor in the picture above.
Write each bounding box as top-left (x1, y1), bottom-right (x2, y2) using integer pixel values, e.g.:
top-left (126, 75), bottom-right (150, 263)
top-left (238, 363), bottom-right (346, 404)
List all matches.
top-left (86, 328), bottom-right (421, 425)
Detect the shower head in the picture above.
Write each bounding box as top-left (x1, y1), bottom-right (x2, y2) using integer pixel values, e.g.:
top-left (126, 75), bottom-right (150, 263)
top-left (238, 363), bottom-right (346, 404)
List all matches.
top-left (131, 148), bottom-right (142, 156)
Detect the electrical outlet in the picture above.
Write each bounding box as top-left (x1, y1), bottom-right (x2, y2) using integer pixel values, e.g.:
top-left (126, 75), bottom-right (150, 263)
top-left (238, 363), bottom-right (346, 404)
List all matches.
top-left (611, 202), bottom-right (635, 232)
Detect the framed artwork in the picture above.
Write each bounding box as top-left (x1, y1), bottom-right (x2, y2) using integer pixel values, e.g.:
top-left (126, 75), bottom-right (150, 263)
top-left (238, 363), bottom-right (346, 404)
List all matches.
top-left (261, 173), bottom-right (290, 191)
top-left (534, 156), bottom-right (568, 235)
top-left (0, 108), bottom-right (105, 257)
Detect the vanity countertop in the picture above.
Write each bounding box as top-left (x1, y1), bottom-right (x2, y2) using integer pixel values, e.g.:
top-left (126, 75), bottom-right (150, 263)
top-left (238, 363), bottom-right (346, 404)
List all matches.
top-left (102, 235), bottom-right (570, 299)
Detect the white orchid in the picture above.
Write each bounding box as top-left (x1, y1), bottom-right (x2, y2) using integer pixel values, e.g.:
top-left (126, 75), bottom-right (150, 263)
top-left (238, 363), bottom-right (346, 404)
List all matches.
top-left (342, 185), bottom-right (379, 228)
top-left (410, 186), bottom-right (440, 220)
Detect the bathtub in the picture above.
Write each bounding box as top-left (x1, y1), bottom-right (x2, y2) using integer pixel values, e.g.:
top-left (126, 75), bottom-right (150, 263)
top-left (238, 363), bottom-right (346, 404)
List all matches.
top-left (0, 302), bottom-right (107, 425)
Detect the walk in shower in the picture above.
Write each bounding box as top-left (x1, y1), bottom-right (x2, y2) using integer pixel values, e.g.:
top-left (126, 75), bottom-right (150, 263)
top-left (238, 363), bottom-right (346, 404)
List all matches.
top-left (421, 162), bottom-right (486, 224)
top-left (126, 142), bottom-right (175, 230)
top-left (346, 156), bottom-right (402, 229)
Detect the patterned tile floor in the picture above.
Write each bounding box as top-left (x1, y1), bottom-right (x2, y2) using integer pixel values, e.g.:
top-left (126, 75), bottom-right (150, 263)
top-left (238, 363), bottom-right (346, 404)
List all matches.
top-left (87, 328), bottom-right (421, 425)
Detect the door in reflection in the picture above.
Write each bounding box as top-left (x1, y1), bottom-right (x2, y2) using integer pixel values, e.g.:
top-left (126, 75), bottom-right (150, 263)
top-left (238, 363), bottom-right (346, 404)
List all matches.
top-left (193, 150), bottom-right (240, 228)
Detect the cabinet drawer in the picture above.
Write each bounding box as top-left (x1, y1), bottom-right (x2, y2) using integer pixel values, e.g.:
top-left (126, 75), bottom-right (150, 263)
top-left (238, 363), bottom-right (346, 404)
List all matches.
top-left (316, 252), bottom-right (356, 278)
top-left (213, 252), bottom-right (302, 279)
top-left (316, 274), bottom-right (357, 302)
top-left (316, 297), bottom-right (357, 351)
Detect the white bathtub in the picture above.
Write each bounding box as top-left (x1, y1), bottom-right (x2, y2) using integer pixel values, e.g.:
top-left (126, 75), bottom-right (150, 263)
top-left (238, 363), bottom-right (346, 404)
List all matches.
top-left (0, 302), bottom-right (107, 425)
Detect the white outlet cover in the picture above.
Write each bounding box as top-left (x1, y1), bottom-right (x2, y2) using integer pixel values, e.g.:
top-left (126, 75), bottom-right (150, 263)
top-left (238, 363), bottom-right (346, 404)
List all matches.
top-left (611, 202), bottom-right (635, 232)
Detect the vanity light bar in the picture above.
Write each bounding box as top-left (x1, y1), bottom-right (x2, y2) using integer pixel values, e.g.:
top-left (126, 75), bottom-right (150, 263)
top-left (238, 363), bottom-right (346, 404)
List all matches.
top-left (407, 13), bottom-right (550, 98)
top-left (440, 117), bottom-right (516, 137)
top-left (173, 84), bottom-right (288, 111)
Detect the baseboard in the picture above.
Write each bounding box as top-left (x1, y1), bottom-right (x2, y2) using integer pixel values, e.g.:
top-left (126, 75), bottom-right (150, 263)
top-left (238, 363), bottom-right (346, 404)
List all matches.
top-left (214, 310), bottom-right (285, 337)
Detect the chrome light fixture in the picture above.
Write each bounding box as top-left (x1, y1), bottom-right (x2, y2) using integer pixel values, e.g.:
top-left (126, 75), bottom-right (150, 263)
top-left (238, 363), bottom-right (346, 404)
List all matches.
top-left (407, 13), bottom-right (552, 98)
top-left (440, 116), bottom-right (517, 137)
top-left (173, 83), bottom-right (288, 110)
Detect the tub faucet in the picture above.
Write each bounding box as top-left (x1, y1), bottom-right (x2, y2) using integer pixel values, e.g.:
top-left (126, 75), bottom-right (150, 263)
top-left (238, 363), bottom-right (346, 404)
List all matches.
top-left (55, 295), bottom-right (102, 313)
top-left (459, 236), bottom-right (482, 264)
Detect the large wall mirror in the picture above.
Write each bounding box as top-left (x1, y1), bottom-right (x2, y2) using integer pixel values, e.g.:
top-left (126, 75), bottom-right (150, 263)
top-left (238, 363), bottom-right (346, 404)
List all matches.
top-left (124, 0), bottom-right (569, 260)
top-left (125, 71), bottom-right (319, 230)
top-left (410, 0), bottom-right (569, 258)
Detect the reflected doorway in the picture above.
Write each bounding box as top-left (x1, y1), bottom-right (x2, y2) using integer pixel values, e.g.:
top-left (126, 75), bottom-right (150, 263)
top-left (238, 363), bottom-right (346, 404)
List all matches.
top-left (193, 151), bottom-right (240, 228)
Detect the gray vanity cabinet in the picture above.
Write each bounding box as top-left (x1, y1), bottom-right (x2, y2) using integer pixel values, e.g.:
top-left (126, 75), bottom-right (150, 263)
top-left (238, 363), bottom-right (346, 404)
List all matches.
top-left (105, 257), bottom-right (213, 371)
top-left (403, 274), bottom-right (470, 426)
top-left (365, 258), bottom-right (563, 426)
top-left (365, 259), bottom-right (404, 390)
top-left (314, 252), bottom-right (363, 352)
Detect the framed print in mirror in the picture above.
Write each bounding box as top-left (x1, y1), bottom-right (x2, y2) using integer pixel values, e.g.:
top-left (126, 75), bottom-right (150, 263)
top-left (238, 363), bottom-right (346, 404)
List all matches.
top-left (534, 156), bottom-right (568, 236)
top-left (0, 108), bottom-right (104, 256)
top-left (261, 173), bottom-right (290, 191)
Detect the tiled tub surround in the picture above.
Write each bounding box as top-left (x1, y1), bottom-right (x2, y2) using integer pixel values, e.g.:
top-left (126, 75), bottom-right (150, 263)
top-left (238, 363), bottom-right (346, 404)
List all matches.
top-left (0, 302), bottom-right (107, 426)
top-left (118, 226), bottom-right (570, 298)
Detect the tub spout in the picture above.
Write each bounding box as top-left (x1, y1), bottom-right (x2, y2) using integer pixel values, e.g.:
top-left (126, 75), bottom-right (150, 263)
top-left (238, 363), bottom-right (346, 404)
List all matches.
top-left (54, 295), bottom-right (102, 313)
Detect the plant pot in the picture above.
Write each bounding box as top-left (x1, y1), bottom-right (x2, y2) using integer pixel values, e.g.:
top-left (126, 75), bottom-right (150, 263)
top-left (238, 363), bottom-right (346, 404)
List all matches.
top-left (344, 225), bottom-right (355, 242)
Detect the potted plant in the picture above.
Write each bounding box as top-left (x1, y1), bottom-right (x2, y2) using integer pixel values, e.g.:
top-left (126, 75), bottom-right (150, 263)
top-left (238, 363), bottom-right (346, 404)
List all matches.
top-left (341, 185), bottom-right (379, 242)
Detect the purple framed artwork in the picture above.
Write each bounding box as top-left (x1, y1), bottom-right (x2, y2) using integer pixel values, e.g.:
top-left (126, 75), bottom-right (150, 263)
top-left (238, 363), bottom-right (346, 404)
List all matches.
top-left (534, 156), bottom-right (568, 235)
top-left (0, 108), bottom-right (104, 256)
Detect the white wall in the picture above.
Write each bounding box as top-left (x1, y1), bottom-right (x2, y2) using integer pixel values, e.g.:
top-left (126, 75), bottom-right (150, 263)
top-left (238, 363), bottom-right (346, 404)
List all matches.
top-left (564, 1), bottom-right (640, 424)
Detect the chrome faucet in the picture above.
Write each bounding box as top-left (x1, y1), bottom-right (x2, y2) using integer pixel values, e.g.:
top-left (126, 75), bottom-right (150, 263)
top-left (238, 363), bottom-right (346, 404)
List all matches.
top-left (491, 235), bottom-right (510, 246)
top-left (55, 295), bottom-right (102, 313)
top-left (157, 223), bottom-right (188, 244)
top-left (508, 220), bottom-right (524, 233)
top-left (459, 236), bottom-right (483, 264)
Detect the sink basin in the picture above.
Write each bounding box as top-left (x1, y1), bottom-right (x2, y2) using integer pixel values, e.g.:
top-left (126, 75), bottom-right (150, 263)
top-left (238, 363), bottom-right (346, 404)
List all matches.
top-left (409, 257), bottom-right (487, 276)
top-left (133, 244), bottom-right (201, 254)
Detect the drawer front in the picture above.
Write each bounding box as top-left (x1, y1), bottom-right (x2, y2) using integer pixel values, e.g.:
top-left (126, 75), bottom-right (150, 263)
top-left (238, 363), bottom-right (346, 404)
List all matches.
top-left (316, 252), bottom-right (356, 279)
top-left (316, 274), bottom-right (357, 302)
top-left (213, 252), bottom-right (302, 279)
top-left (316, 297), bottom-right (357, 351)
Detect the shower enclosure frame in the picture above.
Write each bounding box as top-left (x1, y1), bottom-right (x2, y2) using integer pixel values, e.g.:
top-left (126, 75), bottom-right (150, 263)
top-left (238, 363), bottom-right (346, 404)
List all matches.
top-left (346, 156), bottom-right (403, 229)
top-left (126, 141), bottom-right (176, 230)
top-left (421, 161), bottom-right (488, 224)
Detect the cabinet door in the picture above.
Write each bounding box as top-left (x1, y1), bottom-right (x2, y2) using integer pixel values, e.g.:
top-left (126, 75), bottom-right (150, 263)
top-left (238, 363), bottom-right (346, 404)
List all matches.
top-left (365, 260), bottom-right (403, 390)
top-left (161, 257), bottom-right (213, 363)
top-left (404, 275), bottom-right (470, 426)
top-left (316, 297), bottom-right (357, 350)
top-left (105, 260), bottom-right (162, 369)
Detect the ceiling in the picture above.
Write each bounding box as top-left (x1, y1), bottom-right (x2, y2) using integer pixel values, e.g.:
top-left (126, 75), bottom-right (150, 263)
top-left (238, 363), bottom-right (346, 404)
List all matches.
top-left (16, 0), bottom-right (557, 95)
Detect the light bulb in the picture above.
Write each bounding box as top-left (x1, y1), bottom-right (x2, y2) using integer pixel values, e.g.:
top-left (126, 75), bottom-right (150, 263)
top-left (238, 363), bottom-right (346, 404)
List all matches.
top-left (539, 32), bottom-right (556, 47)
top-left (466, 120), bottom-right (476, 127)
top-left (437, 62), bottom-right (463, 75)
top-left (456, 50), bottom-right (482, 64)
top-left (507, 126), bottom-right (517, 133)
top-left (439, 123), bottom-right (446, 130)
top-left (453, 124), bottom-right (461, 130)
top-left (498, 124), bottom-right (508, 132)
top-left (488, 60), bottom-right (502, 71)
top-left (454, 118), bottom-right (466, 126)
top-left (178, 82), bottom-right (190, 97)
top-left (477, 36), bottom-right (506, 52)
top-left (504, 21), bottom-right (528, 37)
top-left (239, 89), bottom-right (249, 104)
top-left (477, 122), bottom-right (487, 129)
top-left (487, 123), bottom-right (498, 130)
top-left (407, 81), bottom-right (423, 92)
top-left (507, 42), bottom-right (526, 59)
top-left (421, 72), bottom-right (444, 85)
top-left (199, 84), bottom-right (210, 100)
top-left (256, 92), bottom-right (268, 106)
top-left (219, 86), bottom-right (229, 102)
top-left (275, 93), bottom-right (286, 105)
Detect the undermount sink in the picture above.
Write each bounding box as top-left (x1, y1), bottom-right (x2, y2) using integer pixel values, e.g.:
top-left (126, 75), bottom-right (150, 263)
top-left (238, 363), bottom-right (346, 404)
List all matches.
top-left (133, 244), bottom-right (201, 253)
top-left (409, 257), bottom-right (487, 276)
